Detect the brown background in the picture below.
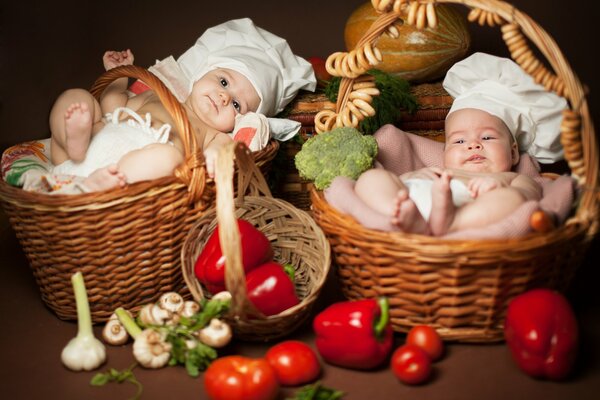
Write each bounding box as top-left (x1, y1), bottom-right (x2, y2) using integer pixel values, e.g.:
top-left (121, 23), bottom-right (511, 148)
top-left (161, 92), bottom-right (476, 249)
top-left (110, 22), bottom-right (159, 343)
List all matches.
top-left (0, 0), bottom-right (598, 147)
top-left (1, 1), bottom-right (599, 399)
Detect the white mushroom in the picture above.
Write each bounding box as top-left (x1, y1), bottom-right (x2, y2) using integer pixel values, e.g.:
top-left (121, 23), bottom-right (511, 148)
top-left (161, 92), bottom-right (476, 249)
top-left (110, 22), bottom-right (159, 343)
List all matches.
top-left (211, 291), bottom-right (232, 302)
top-left (197, 318), bottom-right (232, 348)
top-left (133, 329), bottom-right (172, 369)
top-left (102, 312), bottom-right (130, 345)
top-left (181, 300), bottom-right (201, 318)
top-left (158, 292), bottom-right (185, 314)
top-left (138, 303), bottom-right (171, 326)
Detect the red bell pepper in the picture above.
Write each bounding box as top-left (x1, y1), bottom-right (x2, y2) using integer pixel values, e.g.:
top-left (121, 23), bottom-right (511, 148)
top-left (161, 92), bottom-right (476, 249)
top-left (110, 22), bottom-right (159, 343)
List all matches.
top-left (195, 219), bottom-right (273, 294)
top-left (246, 261), bottom-right (299, 316)
top-left (504, 288), bottom-right (579, 380)
top-left (313, 297), bottom-right (393, 370)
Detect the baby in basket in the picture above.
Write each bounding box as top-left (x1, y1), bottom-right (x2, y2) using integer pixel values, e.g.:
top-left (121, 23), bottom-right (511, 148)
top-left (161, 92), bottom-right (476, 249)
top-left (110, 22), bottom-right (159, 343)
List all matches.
top-left (48, 18), bottom-right (315, 192)
top-left (342, 53), bottom-right (568, 236)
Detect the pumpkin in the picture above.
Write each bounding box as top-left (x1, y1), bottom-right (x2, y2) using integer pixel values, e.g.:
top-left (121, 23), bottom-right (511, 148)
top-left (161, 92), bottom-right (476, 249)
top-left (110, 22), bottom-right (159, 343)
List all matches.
top-left (344, 2), bottom-right (471, 83)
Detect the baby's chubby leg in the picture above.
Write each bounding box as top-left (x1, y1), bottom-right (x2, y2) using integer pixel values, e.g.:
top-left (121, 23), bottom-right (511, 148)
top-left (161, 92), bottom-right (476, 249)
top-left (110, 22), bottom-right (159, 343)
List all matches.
top-left (355, 168), bottom-right (428, 233)
top-left (431, 172), bottom-right (529, 234)
top-left (355, 168), bottom-right (406, 216)
top-left (116, 143), bottom-right (184, 184)
top-left (49, 89), bottom-right (104, 165)
top-left (448, 186), bottom-right (528, 233)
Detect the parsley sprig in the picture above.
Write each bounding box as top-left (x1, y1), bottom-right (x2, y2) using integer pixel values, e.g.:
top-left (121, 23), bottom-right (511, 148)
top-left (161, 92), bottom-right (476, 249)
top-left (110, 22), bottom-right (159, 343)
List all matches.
top-left (90, 364), bottom-right (143, 400)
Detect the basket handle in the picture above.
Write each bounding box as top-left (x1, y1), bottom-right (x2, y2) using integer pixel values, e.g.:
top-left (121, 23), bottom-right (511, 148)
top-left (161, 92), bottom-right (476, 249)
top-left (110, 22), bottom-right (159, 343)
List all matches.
top-left (90, 65), bottom-right (207, 206)
top-left (214, 141), bottom-right (273, 318)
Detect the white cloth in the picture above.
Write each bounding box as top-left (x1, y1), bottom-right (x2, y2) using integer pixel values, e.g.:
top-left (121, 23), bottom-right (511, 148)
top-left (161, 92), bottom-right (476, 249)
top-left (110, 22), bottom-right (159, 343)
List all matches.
top-left (403, 178), bottom-right (472, 221)
top-left (150, 18), bottom-right (316, 117)
top-left (443, 53), bottom-right (567, 164)
top-left (229, 112), bottom-right (270, 151)
top-left (52, 107), bottom-right (171, 177)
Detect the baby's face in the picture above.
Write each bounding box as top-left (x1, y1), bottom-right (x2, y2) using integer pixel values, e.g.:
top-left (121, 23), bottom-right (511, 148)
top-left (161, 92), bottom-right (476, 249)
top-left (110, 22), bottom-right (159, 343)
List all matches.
top-left (444, 108), bottom-right (518, 173)
top-left (187, 68), bottom-right (261, 132)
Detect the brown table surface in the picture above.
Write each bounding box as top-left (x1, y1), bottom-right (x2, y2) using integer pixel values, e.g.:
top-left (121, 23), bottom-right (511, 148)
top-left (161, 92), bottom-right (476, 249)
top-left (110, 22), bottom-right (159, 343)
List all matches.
top-left (1, 210), bottom-right (599, 400)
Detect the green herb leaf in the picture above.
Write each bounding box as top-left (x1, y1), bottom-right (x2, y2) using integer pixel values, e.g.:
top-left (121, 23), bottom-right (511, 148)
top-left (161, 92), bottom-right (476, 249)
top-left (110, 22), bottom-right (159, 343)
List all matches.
top-left (287, 382), bottom-right (344, 400)
top-left (90, 373), bottom-right (111, 386)
top-left (90, 364), bottom-right (143, 400)
top-left (324, 70), bottom-right (417, 135)
top-left (188, 298), bottom-right (230, 331)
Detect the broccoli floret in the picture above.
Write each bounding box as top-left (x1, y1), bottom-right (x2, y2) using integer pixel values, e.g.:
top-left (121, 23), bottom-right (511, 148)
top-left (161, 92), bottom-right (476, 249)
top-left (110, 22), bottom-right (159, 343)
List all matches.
top-left (294, 127), bottom-right (378, 190)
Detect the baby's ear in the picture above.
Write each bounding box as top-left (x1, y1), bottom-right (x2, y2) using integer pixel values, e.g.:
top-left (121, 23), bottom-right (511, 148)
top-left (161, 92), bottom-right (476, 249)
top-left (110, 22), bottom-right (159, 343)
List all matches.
top-left (511, 142), bottom-right (520, 166)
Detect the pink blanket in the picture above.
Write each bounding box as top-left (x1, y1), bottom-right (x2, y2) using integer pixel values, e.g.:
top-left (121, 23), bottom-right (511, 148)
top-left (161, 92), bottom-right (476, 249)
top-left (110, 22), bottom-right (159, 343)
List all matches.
top-left (324, 125), bottom-right (574, 239)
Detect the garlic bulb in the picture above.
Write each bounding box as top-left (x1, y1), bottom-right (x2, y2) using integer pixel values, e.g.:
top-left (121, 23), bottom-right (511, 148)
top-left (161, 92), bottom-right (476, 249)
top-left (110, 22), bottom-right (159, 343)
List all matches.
top-left (61, 272), bottom-right (106, 371)
top-left (133, 329), bottom-right (172, 369)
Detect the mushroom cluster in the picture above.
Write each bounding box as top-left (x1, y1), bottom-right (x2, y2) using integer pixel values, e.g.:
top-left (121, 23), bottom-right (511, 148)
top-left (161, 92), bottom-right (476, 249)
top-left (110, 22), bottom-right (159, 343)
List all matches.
top-left (102, 291), bottom-right (233, 372)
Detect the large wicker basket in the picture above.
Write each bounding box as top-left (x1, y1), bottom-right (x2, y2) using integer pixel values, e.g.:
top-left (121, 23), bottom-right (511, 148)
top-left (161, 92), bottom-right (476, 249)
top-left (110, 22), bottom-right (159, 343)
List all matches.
top-left (181, 141), bottom-right (331, 341)
top-left (0, 65), bottom-right (278, 322)
top-left (310, 0), bottom-right (599, 342)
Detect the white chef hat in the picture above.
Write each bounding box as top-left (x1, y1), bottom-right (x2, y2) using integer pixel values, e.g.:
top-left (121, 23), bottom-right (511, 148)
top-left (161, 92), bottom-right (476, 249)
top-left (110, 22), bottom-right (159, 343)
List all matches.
top-left (443, 52), bottom-right (567, 163)
top-left (164, 18), bottom-right (315, 117)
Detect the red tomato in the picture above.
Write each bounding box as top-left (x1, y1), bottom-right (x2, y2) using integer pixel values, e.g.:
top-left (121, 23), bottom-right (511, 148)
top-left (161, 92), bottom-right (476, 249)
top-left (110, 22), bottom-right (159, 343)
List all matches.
top-left (406, 325), bottom-right (444, 361)
top-left (204, 356), bottom-right (279, 400)
top-left (265, 340), bottom-right (321, 386)
top-left (391, 344), bottom-right (432, 385)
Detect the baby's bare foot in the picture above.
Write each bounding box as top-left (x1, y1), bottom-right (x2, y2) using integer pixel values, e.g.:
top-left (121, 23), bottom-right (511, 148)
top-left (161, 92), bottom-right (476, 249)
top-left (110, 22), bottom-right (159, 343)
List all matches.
top-left (391, 189), bottom-right (429, 234)
top-left (429, 171), bottom-right (455, 236)
top-left (64, 102), bottom-right (92, 162)
top-left (83, 164), bottom-right (127, 192)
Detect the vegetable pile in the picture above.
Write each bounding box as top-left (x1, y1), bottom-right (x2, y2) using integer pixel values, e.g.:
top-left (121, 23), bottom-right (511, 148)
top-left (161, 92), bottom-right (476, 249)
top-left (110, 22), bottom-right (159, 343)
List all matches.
top-left (194, 218), bottom-right (300, 316)
top-left (114, 291), bottom-right (232, 376)
top-left (60, 273), bottom-right (581, 399)
top-left (295, 127), bottom-right (378, 190)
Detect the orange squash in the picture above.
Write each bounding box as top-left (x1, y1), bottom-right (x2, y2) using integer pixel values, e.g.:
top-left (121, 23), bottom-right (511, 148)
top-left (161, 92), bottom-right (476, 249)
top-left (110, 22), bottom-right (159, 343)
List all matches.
top-left (344, 3), bottom-right (471, 83)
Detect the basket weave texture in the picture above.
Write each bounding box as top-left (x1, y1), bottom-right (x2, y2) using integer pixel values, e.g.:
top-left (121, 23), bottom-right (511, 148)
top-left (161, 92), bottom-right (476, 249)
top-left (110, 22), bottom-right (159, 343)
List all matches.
top-left (0, 65), bottom-right (278, 322)
top-left (310, 0), bottom-right (599, 342)
top-left (181, 142), bottom-right (331, 341)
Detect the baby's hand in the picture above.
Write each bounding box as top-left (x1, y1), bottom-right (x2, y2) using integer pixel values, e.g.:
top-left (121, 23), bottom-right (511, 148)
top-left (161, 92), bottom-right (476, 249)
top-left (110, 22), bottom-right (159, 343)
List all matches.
top-left (103, 49), bottom-right (134, 71)
top-left (467, 176), bottom-right (499, 198)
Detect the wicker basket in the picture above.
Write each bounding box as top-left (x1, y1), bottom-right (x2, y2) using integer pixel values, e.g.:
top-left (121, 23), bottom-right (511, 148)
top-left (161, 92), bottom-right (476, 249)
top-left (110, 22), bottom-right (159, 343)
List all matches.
top-left (0, 65), bottom-right (278, 322)
top-left (310, 0), bottom-right (599, 342)
top-left (181, 141), bottom-right (331, 341)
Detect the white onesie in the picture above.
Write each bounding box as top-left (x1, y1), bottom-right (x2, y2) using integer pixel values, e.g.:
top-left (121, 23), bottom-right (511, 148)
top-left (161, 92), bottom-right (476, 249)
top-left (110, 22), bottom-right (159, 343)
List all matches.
top-left (402, 178), bottom-right (473, 221)
top-left (52, 107), bottom-right (171, 177)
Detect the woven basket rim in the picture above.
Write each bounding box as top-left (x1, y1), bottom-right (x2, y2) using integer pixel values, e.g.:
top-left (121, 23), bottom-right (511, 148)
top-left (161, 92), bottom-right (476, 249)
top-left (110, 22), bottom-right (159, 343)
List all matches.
top-left (311, 188), bottom-right (589, 248)
top-left (0, 139), bottom-right (279, 211)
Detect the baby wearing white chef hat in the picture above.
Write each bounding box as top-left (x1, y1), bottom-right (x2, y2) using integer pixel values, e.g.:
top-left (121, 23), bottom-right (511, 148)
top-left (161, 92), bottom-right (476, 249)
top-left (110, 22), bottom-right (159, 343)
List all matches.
top-left (349, 52), bottom-right (567, 236)
top-left (150, 18), bottom-right (316, 152)
top-left (48, 18), bottom-right (315, 193)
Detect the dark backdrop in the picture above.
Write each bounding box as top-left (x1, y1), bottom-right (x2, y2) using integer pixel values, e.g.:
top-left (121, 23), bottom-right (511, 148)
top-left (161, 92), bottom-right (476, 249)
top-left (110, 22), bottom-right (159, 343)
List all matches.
top-left (0, 0), bottom-right (597, 150)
